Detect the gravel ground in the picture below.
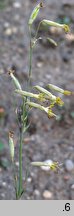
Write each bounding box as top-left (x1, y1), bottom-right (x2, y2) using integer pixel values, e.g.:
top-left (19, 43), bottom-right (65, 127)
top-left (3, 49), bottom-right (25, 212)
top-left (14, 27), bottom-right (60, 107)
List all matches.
top-left (0, 0), bottom-right (74, 200)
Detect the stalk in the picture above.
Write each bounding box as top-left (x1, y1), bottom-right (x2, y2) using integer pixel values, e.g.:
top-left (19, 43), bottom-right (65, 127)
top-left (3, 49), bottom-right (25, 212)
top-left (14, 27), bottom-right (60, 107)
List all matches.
top-left (18, 129), bottom-right (23, 198)
top-left (28, 28), bottom-right (33, 90)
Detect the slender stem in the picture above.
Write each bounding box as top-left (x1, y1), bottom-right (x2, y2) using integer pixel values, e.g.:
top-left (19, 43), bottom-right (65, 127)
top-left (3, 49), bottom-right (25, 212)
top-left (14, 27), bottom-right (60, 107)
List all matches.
top-left (28, 27), bottom-right (33, 90)
top-left (18, 129), bottom-right (23, 197)
top-left (34, 21), bottom-right (42, 40)
top-left (13, 162), bottom-right (18, 200)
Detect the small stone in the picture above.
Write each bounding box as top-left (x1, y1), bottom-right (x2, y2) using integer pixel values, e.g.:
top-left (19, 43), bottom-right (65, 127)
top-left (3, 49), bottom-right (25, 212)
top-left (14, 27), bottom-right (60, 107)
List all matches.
top-left (13, 2), bottom-right (21, 8)
top-left (50, 26), bottom-right (62, 35)
top-left (5, 28), bottom-right (12, 36)
top-left (63, 175), bottom-right (70, 181)
top-left (1, 193), bottom-right (5, 198)
top-left (36, 61), bottom-right (43, 68)
top-left (27, 177), bottom-right (32, 183)
top-left (45, 74), bottom-right (51, 79)
top-left (43, 190), bottom-right (53, 199)
top-left (27, 196), bottom-right (30, 200)
top-left (34, 189), bottom-right (40, 197)
top-left (2, 182), bottom-right (7, 187)
top-left (61, 52), bottom-right (70, 63)
top-left (24, 137), bottom-right (31, 144)
top-left (15, 161), bottom-right (19, 167)
top-left (65, 33), bottom-right (74, 42)
top-left (65, 159), bottom-right (74, 171)
top-left (4, 22), bottom-right (10, 28)
top-left (71, 184), bottom-right (74, 189)
top-left (12, 27), bottom-right (18, 34)
top-left (41, 159), bottom-right (53, 171)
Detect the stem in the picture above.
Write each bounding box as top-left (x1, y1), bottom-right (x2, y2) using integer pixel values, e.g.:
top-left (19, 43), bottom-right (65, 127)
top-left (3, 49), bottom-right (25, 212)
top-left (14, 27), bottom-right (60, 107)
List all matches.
top-left (18, 129), bottom-right (23, 198)
top-left (34, 21), bottom-right (42, 40)
top-left (13, 162), bottom-right (18, 200)
top-left (28, 27), bottom-right (33, 90)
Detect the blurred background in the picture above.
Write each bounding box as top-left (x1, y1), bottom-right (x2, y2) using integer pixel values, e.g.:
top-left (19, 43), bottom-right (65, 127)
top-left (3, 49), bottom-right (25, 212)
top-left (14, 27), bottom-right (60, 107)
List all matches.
top-left (0, 0), bottom-right (74, 200)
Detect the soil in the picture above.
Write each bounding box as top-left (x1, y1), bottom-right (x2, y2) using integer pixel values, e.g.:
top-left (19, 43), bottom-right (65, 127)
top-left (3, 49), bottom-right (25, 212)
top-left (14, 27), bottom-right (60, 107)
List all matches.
top-left (0, 0), bottom-right (74, 200)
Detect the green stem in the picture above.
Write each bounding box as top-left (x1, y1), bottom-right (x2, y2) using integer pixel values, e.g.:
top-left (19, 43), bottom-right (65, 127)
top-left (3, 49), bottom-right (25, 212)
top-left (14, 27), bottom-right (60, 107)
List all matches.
top-left (28, 28), bottom-right (33, 90)
top-left (13, 162), bottom-right (18, 200)
top-left (34, 21), bottom-right (42, 40)
top-left (18, 129), bottom-right (23, 198)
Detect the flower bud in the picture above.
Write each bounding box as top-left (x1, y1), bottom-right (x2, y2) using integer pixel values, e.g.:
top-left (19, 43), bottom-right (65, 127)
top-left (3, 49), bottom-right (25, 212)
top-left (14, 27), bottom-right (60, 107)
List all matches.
top-left (48, 109), bottom-right (56, 118)
top-left (47, 84), bottom-right (72, 96)
top-left (47, 37), bottom-right (57, 46)
top-left (42, 19), bottom-right (70, 33)
top-left (56, 97), bottom-right (64, 106)
top-left (15, 89), bottom-right (39, 99)
top-left (28, 2), bottom-right (43, 26)
top-left (31, 161), bottom-right (61, 171)
top-left (9, 70), bottom-right (22, 90)
top-left (26, 101), bottom-right (57, 118)
top-left (34, 85), bottom-right (56, 103)
top-left (64, 90), bottom-right (72, 96)
top-left (47, 84), bottom-right (64, 93)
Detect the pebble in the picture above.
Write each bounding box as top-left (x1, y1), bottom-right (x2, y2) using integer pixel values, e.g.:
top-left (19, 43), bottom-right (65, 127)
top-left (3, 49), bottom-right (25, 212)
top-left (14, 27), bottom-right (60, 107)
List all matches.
top-left (71, 184), bottom-right (74, 190)
top-left (2, 182), bottom-right (7, 187)
top-left (5, 27), bottom-right (18, 36)
top-left (4, 22), bottom-right (10, 28)
top-left (34, 189), bottom-right (40, 197)
top-left (13, 2), bottom-right (21, 8)
top-left (5, 28), bottom-right (12, 36)
top-left (15, 161), bottom-right (19, 167)
top-left (41, 159), bottom-right (53, 171)
top-left (50, 26), bottom-right (62, 36)
top-left (36, 61), bottom-right (43, 68)
top-left (27, 177), bottom-right (32, 183)
top-left (63, 175), bottom-right (70, 181)
top-left (61, 52), bottom-right (71, 63)
top-left (45, 74), bottom-right (51, 80)
top-left (24, 137), bottom-right (31, 144)
top-left (65, 33), bottom-right (74, 42)
top-left (12, 27), bottom-right (18, 34)
top-left (65, 159), bottom-right (74, 172)
top-left (1, 193), bottom-right (5, 198)
top-left (43, 190), bottom-right (53, 199)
